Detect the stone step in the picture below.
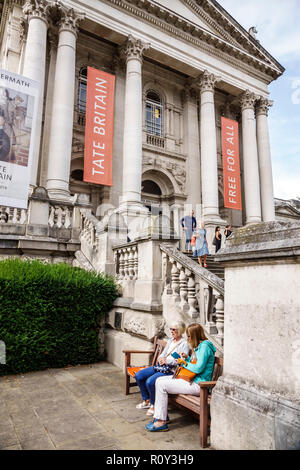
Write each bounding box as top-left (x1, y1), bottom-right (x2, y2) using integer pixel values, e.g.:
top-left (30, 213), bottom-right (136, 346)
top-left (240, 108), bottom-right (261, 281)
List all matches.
top-left (182, 252), bottom-right (225, 280)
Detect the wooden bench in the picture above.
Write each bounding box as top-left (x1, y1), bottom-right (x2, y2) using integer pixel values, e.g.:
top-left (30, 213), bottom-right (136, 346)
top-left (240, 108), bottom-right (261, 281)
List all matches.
top-left (123, 336), bottom-right (223, 448)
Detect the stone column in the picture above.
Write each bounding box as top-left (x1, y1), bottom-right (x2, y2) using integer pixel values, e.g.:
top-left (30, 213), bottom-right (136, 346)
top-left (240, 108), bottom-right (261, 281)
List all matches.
top-left (198, 71), bottom-right (220, 222)
top-left (240, 90), bottom-right (262, 224)
top-left (22, 0), bottom-right (50, 188)
top-left (256, 98), bottom-right (275, 222)
top-left (119, 35), bottom-right (150, 211)
top-left (182, 87), bottom-right (201, 219)
top-left (40, 31), bottom-right (57, 188)
top-left (46, 9), bottom-right (83, 199)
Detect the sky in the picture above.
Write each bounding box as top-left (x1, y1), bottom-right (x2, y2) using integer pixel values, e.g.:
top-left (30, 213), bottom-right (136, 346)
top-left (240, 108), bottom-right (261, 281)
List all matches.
top-left (218, 0), bottom-right (300, 200)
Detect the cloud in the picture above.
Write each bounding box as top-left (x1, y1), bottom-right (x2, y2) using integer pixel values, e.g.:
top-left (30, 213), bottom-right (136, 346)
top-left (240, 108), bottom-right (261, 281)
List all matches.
top-left (218, 0), bottom-right (300, 61)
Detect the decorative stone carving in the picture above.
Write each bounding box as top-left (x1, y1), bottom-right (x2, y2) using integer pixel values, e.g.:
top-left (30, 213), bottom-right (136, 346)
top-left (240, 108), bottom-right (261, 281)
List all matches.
top-left (198, 70), bottom-right (219, 93)
top-left (181, 86), bottom-right (197, 104)
top-left (58, 7), bottom-right (84, 35)
top-left (256, 97), bottom-right (273, 116)
top-left (120, 34), bottom-right (150, 63)
top-left (23, 0), bottom-right (50, 24)
top-left (170, 165), bottom-right (186, 190)
top-left (112, 53), bottom-right (126, 75)
top-left (240, 89), bottom-right (258, 111)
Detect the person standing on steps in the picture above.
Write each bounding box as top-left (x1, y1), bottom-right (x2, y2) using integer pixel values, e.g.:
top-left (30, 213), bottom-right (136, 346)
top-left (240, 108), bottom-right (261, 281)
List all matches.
top-left (213, 226), bottom-right (222, 253)
top-left (192, 221), bottom-right (209, 268)
top-left (180, 210), bottom-right (197, 253)
top-left (224, 225), bottom-right (232, 244)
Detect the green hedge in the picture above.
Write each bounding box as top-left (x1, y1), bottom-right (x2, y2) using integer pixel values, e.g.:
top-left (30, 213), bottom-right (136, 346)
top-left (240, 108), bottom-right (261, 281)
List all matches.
top-left (0, 259), bottom-right (118, 376)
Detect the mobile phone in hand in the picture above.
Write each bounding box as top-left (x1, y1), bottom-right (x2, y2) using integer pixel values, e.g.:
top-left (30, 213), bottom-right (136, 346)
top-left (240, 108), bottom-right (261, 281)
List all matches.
top-left (171, 352), bottom-right (180, 359)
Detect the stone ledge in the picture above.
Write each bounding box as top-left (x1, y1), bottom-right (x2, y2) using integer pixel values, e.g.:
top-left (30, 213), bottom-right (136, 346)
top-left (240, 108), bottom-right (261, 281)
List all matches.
top-left (216, 221), bottom-right (300, 264)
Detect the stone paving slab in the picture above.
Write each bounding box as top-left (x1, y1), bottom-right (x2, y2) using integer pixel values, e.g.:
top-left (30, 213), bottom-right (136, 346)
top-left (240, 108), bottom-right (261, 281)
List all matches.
top-left (0, 362), bottom-right (206, 450)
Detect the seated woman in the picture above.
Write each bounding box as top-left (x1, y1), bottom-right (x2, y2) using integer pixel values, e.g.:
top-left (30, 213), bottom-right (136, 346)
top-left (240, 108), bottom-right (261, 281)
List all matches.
top-left (146, 323), bottom-right (216, 431)
top-left (135, 321), bottom-right (189, 416)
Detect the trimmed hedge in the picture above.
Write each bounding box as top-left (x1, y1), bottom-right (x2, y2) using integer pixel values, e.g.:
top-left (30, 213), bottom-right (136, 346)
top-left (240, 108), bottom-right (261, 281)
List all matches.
top-left (0, 259), bottom-right (118, 376)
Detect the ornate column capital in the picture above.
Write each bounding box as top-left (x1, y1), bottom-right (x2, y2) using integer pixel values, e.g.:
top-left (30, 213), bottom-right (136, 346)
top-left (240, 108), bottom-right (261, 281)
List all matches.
top-left (181, 86), bottom-right (197, 104)
top-left (112, 54), bottom-right (126, 75)
top-left (256, 97), bottom-right (273, 117)
top-left (58, 7), bottom-right (85, 36)
top-left (23, 0), bottom-right (51, 26)
top-left (120, 35), bottom-right (150, 63)
top-left (240, 89), bottom-right (259, 111)
top-left (197, 70), bottom-right (219, 93)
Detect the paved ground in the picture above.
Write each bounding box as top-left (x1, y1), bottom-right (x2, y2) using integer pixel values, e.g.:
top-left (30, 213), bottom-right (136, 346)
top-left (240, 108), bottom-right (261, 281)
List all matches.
top-left (0, 362), bottom-right (207, 450)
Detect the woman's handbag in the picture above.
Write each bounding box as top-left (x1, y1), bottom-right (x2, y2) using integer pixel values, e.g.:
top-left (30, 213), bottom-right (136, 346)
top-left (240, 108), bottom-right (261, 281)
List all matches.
top-left (191, 236), bottom-right (196, 247)
top-left (212, 236), bottom-right (217, 246)
top-left (172, 349), bottom-right (197, 383)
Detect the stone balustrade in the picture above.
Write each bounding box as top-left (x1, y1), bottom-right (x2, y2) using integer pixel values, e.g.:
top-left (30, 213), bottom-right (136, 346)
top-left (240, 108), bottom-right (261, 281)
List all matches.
top-left (146, 133), bottom-right (165, 149)
top-left (114, 243), bottom-right (139, 281)
top-left (0, 206), bottom-right (27, 225)
top-left (48, 205), bottom-right (72, 229)
top-left (160, 243), bottom-right (224, 351)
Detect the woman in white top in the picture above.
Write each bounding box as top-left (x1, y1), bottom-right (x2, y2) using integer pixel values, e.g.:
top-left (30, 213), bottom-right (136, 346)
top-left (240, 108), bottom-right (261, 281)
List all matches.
top-left (135, 321), bottom-right (190, 416)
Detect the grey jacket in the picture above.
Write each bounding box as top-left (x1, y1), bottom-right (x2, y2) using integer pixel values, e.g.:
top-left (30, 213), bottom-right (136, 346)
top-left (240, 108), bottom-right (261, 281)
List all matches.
top-left (159, 338), bottom-right (190, 368)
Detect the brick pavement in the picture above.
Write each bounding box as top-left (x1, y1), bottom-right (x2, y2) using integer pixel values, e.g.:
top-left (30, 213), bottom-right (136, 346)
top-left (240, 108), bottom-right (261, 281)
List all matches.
top-left (0, 362), bottom-right (207, 450)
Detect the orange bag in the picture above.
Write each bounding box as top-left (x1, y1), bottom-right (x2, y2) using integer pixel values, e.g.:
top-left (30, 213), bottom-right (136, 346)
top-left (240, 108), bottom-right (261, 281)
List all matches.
top-left (127, 366), bottom-right (147, 378)
top-left (173, 350), bottom-right (197, 383)
top-left (191, 236), bottom-right (196, 247)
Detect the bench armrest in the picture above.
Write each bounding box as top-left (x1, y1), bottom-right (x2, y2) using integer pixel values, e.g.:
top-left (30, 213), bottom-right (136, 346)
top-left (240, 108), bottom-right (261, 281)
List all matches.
top-left (199, 381), bottom-right (217, 388)
top-left (123, 350), bottom-right (154, 354)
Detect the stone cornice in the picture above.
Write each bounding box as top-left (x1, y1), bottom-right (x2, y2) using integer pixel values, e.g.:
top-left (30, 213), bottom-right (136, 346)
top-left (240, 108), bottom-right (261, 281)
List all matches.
top-left (104, 0), bottom-right (283, 81)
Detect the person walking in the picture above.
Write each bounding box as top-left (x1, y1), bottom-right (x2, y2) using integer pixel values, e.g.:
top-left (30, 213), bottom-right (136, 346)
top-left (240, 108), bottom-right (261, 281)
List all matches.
top-left (192, 221), bottom-right (209, 268)
top-left (180, 210), bottom-right (196, 253)
top-left (214, 226), bottom-right (222, 253)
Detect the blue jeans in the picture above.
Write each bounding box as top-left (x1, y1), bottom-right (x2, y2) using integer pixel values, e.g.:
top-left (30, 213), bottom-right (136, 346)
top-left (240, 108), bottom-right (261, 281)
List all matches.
top-left (135, 366), bottom-right (173, 405)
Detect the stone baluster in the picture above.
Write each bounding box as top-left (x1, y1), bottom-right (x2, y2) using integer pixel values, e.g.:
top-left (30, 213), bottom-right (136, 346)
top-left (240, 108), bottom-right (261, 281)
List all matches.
top-left (215, 293), bottom-right (224, 345)
top-left (133, 246), bottom-right (138, 279)
top-left (186, 269), bottom-right (198, 318)
top-left (20, 209), bottom-right (27, 225)
top-left (119, 251), bottom-right (125, 279)
top-left (114, 250), bottom-right (120, 279)
top-left (56, 206), bottom-right (63, 228)
top-left (128, 247), bottom-right (135, 280)
top-left (179, 267), bottom-right (189, 313)
top-left (63, 207), bottom-right (71, 229)
top-left (170, 258), bottom-right (180, 302)
top-left (123, 249), bottom-right (130, 280)
top-left (0, 208), bottom-right (7, 224)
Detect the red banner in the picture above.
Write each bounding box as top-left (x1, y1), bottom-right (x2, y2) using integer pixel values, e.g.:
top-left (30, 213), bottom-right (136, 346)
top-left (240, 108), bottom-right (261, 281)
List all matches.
top-left (221, 117), bottom-right (242, 211)
top-left (83, 67), bottom-right (115, 186)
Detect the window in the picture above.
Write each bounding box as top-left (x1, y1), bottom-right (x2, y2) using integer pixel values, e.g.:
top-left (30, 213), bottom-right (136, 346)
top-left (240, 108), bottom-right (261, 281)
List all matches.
top-left (78, 67), bottom-right (87, 113)
top-left (146, 91), bottom-right (163, 136)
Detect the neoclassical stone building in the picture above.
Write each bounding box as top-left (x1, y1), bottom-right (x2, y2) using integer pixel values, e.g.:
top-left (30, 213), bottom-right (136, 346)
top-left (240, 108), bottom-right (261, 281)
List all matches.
top-left (0, 0), bottom-right (286, 233)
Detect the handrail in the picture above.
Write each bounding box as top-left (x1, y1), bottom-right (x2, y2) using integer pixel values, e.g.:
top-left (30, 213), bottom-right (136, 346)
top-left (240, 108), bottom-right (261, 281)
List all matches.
top-left (160, 243), bottom-right (224, 295)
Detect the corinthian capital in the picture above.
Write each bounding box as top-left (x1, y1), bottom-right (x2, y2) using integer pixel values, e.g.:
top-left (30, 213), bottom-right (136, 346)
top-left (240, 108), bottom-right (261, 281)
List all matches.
top-left (240, 90), bottom-right (258, 111)
top-left (23, 0), bottom-right (51, 25)
top-left (198, 70), bottom-right (219, 93)
top-left (256, 97), bottom-right (273, 116)
top-left (120, 35), bottom-right (150, 63)
top-left (58, 7), bottom-right (85, 35)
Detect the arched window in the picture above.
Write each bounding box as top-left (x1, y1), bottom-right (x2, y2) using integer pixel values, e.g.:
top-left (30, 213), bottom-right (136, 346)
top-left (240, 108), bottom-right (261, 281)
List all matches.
top-left (78, 67), bottom-right (87, 113)
top-left (146, 90), bottom-right (163, 136)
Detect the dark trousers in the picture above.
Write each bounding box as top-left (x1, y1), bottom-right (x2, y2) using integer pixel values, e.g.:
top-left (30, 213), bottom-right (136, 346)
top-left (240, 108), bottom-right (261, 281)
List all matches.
top-left (135, 366), bottom-right (172, 405)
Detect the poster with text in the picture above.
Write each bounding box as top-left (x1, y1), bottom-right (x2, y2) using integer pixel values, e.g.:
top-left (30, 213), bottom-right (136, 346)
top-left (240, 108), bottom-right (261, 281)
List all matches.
top-left (84, 66), bottom-right (115, 186)
top-left (221, 116), bottom-right (242, 211)
top-left (0, 69), bottom-right (39, 209)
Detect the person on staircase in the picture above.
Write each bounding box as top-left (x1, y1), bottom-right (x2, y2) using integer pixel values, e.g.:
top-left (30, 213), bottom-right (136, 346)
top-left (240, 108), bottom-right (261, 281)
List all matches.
top-left (214, 226), bottom-right (222, 253)
top-left (145, 323), bottom-right (216, 432)
top-left (180, 210), bottom-right (197, 253)
top-left (192, 221), bottom-right (209, 268)
top-left (135, 321), bottom-right (189, 417)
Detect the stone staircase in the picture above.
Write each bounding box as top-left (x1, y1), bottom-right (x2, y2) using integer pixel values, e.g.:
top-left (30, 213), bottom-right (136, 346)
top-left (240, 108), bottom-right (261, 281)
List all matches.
top-left (183, 252), bottom-right (225, 280)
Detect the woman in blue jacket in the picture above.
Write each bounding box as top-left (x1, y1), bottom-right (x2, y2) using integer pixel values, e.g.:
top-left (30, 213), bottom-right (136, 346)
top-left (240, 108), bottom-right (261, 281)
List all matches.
top-left (146, 323), bottom-right (216, 432)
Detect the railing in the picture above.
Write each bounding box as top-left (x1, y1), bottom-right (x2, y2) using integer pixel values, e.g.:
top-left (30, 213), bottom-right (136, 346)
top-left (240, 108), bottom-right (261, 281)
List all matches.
top-left (114, 243), bottom-right (139, 281)
top-left (48, 205), bottom-right (72, 229)
top-left (160, 243), bottom-right (224, 352)
top-left (146, 133), bottom-right (165, 149)
top-left (0, 206), bottom-right (27, 224)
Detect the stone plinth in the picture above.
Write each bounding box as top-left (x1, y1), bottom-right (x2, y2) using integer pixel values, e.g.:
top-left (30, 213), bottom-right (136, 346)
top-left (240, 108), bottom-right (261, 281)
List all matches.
top-left (210, 221), bottom-right (300, 450)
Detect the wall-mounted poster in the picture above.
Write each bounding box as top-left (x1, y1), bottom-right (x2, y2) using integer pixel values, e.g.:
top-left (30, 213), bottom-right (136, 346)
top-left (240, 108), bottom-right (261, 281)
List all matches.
top-left (0, 69), bottom-right (39, 209)
top-left (221, 116), bottom-right (242, 211)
